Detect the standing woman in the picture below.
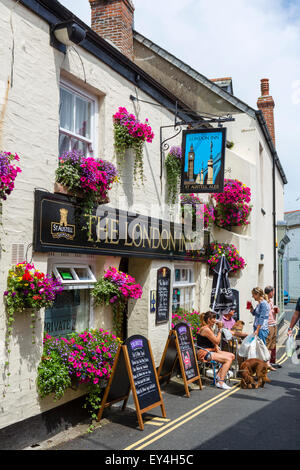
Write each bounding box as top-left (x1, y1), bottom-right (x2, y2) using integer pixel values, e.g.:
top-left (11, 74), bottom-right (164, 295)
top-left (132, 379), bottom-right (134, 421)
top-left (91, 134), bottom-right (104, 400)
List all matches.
top-left (197, 311), bottom-right (235, 390)
top-left (250, 287), bottom-right (274, 370)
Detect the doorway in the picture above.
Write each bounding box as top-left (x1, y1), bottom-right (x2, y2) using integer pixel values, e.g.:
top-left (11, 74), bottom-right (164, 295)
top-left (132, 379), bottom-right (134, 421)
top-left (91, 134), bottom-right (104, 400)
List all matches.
top-left (119, 257), bottom-right (129, 341)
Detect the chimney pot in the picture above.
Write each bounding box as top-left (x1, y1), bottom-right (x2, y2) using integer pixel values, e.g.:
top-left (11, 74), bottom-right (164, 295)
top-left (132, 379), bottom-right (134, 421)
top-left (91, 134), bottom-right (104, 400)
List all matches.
top-left (257, 78), bottom-right (276, 147)
top-left (260, 78), bottom-right (270, 96)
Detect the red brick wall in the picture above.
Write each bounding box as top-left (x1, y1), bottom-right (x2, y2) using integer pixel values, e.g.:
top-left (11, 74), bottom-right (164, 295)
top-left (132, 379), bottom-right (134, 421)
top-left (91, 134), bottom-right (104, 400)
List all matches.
top-left (257, 78), bottom-right (276, 147)
top-left (89, 0), bottom-right (134, 60)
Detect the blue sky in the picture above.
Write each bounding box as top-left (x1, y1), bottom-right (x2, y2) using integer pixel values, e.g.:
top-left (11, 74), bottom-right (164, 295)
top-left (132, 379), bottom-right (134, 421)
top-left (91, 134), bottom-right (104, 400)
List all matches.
top-left (59, 0), bottom-right (300, 213)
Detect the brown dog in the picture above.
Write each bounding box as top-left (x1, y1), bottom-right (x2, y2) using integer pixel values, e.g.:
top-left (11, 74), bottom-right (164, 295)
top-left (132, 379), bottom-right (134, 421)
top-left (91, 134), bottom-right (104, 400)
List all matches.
top-left (240, 358), bottom-right (271, 389)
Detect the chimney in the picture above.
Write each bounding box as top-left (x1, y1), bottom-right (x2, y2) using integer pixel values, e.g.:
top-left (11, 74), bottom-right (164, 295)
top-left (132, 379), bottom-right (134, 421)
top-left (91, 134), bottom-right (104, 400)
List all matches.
top-left (89, 0), bottom-right (134, 60)
top-left (257, 78), bottom-right (276, 147)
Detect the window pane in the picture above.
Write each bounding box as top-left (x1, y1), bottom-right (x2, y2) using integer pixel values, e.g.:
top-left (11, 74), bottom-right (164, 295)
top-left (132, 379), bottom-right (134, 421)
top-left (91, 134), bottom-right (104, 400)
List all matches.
top-left (74, 267), bottom-right (90, 281)
top-left (60, 88), bottom-right (74, 132)
top-left (59, 133), bottom-right (71, 155)
top-left (44, 289), bottom-right (90, 337)
top-left (71, 137), bottom-right (88, 155)
top-left (75, 96), bottom-right (91, 138)
top-left (175, 269), bottom-right (180, 282)
top-left (57, 267), bottom-right (75, 281)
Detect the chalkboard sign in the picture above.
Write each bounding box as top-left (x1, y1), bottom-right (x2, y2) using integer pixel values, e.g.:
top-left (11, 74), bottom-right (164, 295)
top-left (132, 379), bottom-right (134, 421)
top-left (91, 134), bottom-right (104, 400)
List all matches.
top-left (97, 335), bottom-right (166, 431)
top-left (175, 323), bottom-right (198, 382)
top-left (158, 323), bottom-right (202, 397)
top-left (156, 267), bottom-right (171, 325)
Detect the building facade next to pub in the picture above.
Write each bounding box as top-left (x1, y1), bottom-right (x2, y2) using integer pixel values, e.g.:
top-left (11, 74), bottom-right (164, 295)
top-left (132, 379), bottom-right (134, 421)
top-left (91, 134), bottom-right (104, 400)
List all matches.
top-left (0, 0), bottom-right (287, 434)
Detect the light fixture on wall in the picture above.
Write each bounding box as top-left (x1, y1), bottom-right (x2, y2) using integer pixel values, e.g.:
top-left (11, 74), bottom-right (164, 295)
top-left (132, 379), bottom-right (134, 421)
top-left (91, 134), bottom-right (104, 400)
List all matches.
top-left (50, 20), bottom-right (87, 52)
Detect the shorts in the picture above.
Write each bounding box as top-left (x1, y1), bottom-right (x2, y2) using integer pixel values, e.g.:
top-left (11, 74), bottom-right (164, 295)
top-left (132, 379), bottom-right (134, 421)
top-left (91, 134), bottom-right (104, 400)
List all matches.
top-left (197, 347), bottom-right (215, 362)
top-left (266, 325), bottom-right (277, 350)
top-left (255, 328), bottom-right (269, 345)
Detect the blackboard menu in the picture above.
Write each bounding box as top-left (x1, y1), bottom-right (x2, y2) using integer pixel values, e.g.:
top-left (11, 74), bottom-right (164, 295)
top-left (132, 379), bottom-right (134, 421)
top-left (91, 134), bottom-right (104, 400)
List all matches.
top-left (156, 267), bottom-right (171, 325)
top-left (174, 323), bottom-right (198, 381)
top-left (125, 335), bottom-right (161, 410)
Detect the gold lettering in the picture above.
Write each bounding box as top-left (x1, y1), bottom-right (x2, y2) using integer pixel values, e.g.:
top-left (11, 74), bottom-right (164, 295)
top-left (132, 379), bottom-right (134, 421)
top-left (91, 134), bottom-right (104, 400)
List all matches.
top-left (85, 215), bottom-right (96, 242)
top-left (168, 231), bottom-right (176, 251)
top-left (150, 226), bottom-right (161, 249)
top-left (110, 218), bottom-right (119, 245)
top-left (96, 216), bottom-right (109, 243)
top-left (124, 222), bottom-right (133, 246)
top-left (179, 233), bottom-right (188, 252)
top-left (161, 228), bottom-right (169, 250)
top-left (142, 224), bottom-right (151, 248)
top-left (132, 223), bottom-right (143, 248)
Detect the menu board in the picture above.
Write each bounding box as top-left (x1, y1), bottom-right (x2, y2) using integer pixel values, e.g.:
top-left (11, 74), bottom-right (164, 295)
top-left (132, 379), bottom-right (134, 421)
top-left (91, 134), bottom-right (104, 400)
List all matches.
top-left (97, 335), bottom-right (166, 431)
top-left (125, 335), bottom-right (161, 410)
top-left (174, 323), bottom-right (198, 382)
top-left (158, 324), bottom-right (202, 397)
top-left (156, 267), bottom-right (171, 325)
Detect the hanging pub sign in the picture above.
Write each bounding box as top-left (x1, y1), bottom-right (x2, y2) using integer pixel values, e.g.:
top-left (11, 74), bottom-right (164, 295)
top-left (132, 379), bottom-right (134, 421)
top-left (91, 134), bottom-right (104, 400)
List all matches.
top-left (181, 127), bottom-right (226, 194)
top-left (97, 335), bottom-right (166, 431)
top-left (155, 267), bottom-right (171, 325)
top-left (33, 190), bottom-right (207, 260)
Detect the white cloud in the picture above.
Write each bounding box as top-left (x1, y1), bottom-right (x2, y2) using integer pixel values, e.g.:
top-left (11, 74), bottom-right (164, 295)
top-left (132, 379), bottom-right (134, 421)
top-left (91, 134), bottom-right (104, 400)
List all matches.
top-left (59, 0), bottom-right (300, 211)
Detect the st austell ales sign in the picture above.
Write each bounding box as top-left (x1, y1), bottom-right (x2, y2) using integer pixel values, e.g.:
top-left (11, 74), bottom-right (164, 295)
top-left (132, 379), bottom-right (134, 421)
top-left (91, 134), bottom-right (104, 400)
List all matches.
top-left (181, 128), bottom-right (226, 194)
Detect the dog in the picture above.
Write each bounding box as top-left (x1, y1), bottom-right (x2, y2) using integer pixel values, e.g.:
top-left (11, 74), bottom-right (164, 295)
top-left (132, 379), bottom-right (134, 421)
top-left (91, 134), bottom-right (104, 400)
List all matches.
top-left (231, 320), bottom-right (245, 334)
top-left (240, 358), bottom-right (271, 389)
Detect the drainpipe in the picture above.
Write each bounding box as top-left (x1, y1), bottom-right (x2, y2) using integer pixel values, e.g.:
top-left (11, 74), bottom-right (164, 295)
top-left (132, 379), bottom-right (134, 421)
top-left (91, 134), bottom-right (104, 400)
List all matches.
top-left (256, 110), bottom-right (277, 303)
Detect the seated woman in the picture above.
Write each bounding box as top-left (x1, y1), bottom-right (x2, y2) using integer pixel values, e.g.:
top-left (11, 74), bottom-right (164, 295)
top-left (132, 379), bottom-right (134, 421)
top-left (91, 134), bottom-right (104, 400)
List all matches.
top-left (197, 311), bottom-right (235, 390)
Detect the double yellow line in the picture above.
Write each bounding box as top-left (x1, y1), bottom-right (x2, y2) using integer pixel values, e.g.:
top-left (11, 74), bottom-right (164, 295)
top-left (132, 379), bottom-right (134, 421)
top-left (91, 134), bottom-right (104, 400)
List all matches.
top-left (125, 328), bottom-right (298, 451)
top-left (124, 383), bottom-right (240, 451)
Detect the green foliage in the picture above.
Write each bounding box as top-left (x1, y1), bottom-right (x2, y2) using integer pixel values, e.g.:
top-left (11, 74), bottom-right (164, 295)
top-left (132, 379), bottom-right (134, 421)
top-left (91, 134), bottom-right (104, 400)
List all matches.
top-left (165, 151), bottom-right (182, 204)
top-left (37, 351), bottom-right (71, 401)
top-left (113, 122), bottom-right (144, 184)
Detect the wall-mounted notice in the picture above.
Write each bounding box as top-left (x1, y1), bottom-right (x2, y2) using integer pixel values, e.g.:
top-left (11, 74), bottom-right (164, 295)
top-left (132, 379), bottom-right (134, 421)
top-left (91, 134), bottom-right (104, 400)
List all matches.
top-left (156, 267), bottom-right (171, 325)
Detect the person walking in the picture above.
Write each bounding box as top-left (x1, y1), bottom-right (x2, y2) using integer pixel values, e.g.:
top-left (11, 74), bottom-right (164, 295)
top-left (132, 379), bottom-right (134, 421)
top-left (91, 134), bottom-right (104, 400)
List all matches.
top-left (264, 285), bottom-right (280, 368)
top-left (287, 297), bottom-right (300, 335)
top-left (249, 287), bottom-right (275, 371)
top-left (197, 311), bottom-right (235, 390)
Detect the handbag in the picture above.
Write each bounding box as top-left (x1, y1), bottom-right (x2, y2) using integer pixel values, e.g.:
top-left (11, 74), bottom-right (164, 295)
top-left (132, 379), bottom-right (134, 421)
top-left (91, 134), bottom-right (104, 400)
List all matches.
top-left (238, 333), bottom-right (255, 357)
top-left (255, 337), bottom-right (271, 361)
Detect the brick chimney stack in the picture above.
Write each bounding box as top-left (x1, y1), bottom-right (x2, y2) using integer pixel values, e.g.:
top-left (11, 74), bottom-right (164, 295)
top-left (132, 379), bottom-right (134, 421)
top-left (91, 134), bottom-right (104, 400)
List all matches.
top-left (257, 78), bottom-right (276, 147)
top-left (89, 0), bottom-right (134, 60)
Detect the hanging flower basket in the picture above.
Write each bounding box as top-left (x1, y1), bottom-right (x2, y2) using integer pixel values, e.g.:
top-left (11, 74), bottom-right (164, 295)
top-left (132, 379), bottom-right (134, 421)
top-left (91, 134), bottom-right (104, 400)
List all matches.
top-left (4, 262), bottom-right (63, 339)
top-left (3, 262), bottom-right (63, 392)
top-left (206, 242), bottom-right (246, 274)
top-left (55, 151), bottom-right (118, 219)
top-left (165, 146), bottom-right (182, 204)
top-left (113, 107), bottom-right (154, 184)
top-left (0, 151), bottom-right (22, 201)
top-left (212, 179), bottom-right (252, 229)
top-left (91, 266), bottom-right (143, 338)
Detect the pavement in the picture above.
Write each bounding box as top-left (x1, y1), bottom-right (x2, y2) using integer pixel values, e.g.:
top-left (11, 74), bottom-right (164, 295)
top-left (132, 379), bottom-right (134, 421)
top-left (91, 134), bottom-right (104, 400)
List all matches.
top-left (22, 319), bottom-right (293, 451)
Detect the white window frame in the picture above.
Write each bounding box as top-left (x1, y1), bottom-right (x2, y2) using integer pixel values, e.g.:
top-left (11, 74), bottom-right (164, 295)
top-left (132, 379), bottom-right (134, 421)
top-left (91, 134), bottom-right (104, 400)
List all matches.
top-left (59, 79), bottom-right (98, 157)
top-left (48, 260), bottom-right (97, 331)
top-left (172, 264), bottom-right (196, 312)
top-left (53, 263), bottom-right (97, 288)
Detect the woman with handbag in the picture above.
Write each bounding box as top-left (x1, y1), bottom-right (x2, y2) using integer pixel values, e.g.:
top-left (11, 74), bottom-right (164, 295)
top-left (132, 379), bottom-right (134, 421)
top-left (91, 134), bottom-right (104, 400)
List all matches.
top-left (249, 287), bottom-right (275, 371)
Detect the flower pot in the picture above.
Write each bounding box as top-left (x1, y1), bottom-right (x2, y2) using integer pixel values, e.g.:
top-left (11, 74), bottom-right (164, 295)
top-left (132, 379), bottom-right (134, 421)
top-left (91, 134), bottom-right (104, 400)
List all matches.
top-left (54, 182), bottom-right (84, 198)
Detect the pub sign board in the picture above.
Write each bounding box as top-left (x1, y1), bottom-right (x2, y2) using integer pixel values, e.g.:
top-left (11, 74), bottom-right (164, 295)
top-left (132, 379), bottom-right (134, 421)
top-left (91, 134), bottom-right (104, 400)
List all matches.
top-left (33, 190), bottom-right (196, 260)
top-left (181, 128), bottom-right (226, 194)
top-left (155, 267), bottom-right (171, 325)
top-left (97, 335), bottom-right (166, 431)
